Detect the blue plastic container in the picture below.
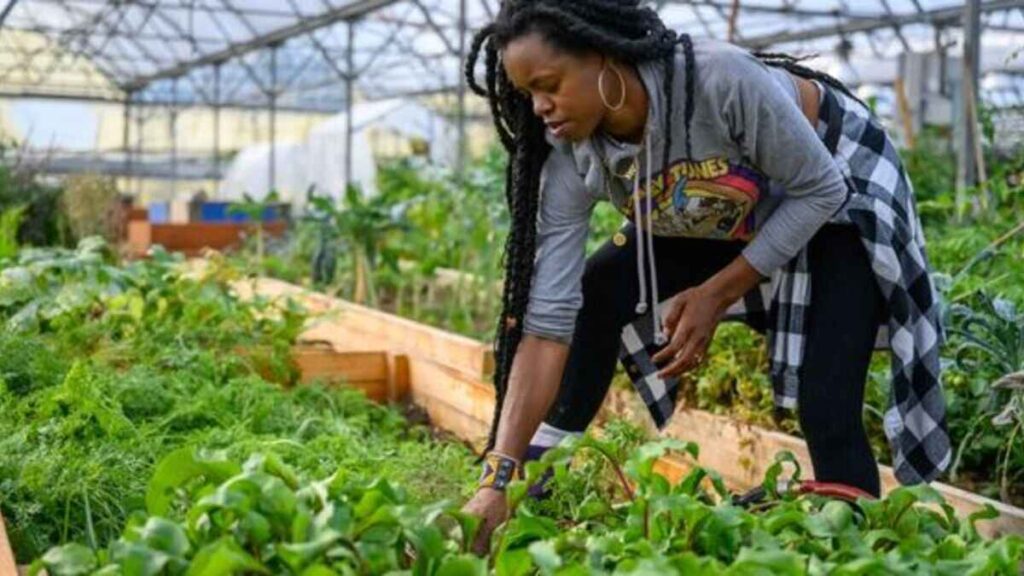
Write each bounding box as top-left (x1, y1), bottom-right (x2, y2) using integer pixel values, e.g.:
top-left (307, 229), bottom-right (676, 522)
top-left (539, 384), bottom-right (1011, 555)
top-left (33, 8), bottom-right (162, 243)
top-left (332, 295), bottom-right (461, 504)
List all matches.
top-left (148, 202), bottom-right (170, 223)
top-left (198, 202), bottom-right (231, 222)
top-left (199, 202), bottom-right (287, 223)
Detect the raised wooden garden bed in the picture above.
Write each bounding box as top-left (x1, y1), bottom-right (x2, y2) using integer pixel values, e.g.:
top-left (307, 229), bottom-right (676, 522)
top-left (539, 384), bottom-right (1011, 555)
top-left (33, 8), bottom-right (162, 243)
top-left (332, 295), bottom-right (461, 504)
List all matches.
top-left (126, 221), bottom-right (287, 257)
top-left (238, 276), bottom-right (1024, 539)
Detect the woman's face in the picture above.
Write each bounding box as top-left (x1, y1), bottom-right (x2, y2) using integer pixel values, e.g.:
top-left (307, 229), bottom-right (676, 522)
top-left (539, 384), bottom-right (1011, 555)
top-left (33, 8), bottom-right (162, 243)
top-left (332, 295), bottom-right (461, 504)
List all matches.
top-left (502, 32), bottom-right (607, 142)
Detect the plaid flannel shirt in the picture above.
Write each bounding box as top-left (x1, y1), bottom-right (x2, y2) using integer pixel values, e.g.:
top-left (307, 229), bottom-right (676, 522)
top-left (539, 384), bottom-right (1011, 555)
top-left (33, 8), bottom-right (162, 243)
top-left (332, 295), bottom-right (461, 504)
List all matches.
top-left (620, 83), bottom-right (951, 485)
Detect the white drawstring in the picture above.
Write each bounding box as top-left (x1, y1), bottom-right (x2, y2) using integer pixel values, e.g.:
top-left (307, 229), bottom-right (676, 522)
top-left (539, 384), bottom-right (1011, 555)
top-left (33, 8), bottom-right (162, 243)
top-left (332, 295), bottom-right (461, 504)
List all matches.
top-left (643, 131), bottom-right (666, 346)
top-left (631, 153), bottom-right (648, 316)
top-left (630, 131), bottom-right (666, 345)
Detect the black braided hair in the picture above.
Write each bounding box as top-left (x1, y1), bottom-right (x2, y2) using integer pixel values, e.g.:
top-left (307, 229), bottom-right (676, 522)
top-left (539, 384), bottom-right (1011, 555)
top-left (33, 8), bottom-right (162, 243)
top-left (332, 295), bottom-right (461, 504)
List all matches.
top-left (754, 51), bottom-right (868, 108)
top-left (466, 0), bottom-right (689, 455)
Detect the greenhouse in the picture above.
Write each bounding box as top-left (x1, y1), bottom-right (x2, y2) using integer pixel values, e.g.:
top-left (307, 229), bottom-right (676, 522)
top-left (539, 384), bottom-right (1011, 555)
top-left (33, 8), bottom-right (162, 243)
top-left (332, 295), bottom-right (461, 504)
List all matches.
top-left (0, 0), bottom-right (1023, 574)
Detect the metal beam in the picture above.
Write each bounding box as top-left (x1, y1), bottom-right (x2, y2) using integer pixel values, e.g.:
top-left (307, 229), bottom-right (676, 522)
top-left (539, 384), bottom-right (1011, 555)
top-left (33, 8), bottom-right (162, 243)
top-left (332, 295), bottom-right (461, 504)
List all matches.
top-left (3, 152), bottom-right (226, 180)
top-left (957, 0), bottom-right (982, 195)
top-left (670, 0), bottom-right (932, 21)
top-left (213, 63), bottom-right (222, 179)
top-left (28, 0), bottom-right (303, 19)
top-left (170, 78), bottom-right (178, 197)
top-left (741, 0), bottom-right (1024, 49)
top-left (0, 87), bottom-right (341, 112)
top-left (0, 0), bottom-right (20, 29)
top-left (123, 89), bottom-right (132, 185)
top-left (269, 43), bottom-right (278, 194)
top-left (456, 0), bottom-right (466, 176)
top-left (124, 0), bottom-right (401, 90)
top-left (344, 21), bottom-right (354, 191)
top-left (4, 22), bottom-right (225, 45)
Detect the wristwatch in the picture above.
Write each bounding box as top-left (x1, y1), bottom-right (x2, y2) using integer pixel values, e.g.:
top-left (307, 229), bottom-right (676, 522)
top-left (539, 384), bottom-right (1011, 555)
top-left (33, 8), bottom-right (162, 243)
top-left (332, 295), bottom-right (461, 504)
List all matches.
top-left (478, 451), bottom-right (520, 491)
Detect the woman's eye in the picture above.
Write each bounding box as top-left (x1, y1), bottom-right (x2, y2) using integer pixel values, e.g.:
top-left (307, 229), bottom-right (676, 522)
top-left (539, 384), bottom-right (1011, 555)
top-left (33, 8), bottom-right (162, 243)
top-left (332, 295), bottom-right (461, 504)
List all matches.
top-left (539, 81), bottom-right (559, 94)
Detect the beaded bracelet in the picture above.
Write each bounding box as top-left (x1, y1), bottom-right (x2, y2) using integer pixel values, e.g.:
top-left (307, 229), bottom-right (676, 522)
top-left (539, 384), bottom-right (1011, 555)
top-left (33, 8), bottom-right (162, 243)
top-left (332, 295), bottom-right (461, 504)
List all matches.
top-left (478, 451), bottom-right (521, 491)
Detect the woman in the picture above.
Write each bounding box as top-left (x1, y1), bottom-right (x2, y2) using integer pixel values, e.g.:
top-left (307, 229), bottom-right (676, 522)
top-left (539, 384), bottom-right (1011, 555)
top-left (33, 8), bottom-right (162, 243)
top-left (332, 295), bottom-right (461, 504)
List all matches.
top-left (464, 0), bottom-right (950, 549)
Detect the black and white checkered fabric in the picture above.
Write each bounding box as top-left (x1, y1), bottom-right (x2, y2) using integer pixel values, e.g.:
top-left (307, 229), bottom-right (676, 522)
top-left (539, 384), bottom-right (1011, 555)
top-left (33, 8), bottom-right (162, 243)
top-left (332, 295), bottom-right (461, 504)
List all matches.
top-left (619, 84), bottom-right (951, 485)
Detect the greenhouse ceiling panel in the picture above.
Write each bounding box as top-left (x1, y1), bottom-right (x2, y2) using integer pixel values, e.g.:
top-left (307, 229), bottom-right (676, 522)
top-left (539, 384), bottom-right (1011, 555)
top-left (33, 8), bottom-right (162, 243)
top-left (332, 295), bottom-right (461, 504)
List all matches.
top-left (0, 0), bottom-right (1020, 111)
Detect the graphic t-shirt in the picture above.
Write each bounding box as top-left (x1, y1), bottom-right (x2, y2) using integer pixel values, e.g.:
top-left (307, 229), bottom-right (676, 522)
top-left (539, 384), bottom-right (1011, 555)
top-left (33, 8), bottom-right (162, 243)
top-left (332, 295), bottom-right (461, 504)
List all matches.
top-left (615, 157), bottom-right (768, 241)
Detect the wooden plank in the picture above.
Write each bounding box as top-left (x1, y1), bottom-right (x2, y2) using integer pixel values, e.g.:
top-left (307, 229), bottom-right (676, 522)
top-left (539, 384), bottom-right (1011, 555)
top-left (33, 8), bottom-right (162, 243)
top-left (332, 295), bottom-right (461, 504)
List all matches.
top-left (239, 278), bottom-right (494, 379)
top-left (389, 354), bottom-right (411, 404)
top-left (126, 220), bottom-right (152, 256)
top-left (406, 358), bottom-right (496, 424)
top-left (300, 322), bottom-right (397, 354)
top-left (293, 347), bottom-right (388, 384)
top-left (292, 347), bottom-right (390, 403)
top-left (412, 392), bottom-right (490, 448)
top-left (659, 408), bottom-right (1024, 538)
top-left (0, 510), bottom-right (17, 576)
top-left (129, 222), bottom-right (287, 258)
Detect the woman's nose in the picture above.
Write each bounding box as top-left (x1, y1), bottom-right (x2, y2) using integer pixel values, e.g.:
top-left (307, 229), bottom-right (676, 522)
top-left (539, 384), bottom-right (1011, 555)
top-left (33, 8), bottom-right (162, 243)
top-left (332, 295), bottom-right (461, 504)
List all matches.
top-left (532, 94), bottom-right (553, 117)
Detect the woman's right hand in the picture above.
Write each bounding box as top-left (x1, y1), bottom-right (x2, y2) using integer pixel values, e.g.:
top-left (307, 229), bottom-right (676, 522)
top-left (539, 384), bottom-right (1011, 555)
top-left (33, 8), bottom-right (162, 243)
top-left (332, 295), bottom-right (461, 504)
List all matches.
top-left (462, 487), bottom-right (509, 556)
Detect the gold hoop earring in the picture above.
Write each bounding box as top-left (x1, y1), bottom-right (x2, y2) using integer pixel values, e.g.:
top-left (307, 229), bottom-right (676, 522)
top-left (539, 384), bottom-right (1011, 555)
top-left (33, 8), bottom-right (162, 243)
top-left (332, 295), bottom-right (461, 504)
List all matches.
top-left (598, 63), bottom-right (626, 111)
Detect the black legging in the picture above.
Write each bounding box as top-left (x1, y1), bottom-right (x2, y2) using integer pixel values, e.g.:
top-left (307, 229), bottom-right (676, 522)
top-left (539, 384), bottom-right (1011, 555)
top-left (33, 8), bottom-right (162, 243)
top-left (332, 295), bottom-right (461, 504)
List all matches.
top-left (542, 222), bottom-right (884, 496)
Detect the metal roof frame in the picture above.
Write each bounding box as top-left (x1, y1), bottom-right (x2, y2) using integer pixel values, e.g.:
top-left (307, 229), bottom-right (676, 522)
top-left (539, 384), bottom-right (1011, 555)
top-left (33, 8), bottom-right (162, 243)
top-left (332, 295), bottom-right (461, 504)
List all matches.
top-left (0, 0), bottom-right (1021, 192)
top-left (0, 0), bottom-right (1019, 112)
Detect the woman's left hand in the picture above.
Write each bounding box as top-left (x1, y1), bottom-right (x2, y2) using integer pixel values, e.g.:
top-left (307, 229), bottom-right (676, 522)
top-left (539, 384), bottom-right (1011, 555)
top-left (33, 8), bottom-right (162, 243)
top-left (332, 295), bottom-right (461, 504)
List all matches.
top-left (651, 283), bottom-right (728, 379)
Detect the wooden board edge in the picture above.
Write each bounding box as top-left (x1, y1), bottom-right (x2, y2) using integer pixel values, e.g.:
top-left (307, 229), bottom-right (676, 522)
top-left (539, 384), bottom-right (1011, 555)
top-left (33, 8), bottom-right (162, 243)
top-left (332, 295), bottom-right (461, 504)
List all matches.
top-left (0, 510), bottom-right (19, 576)
top-left (293, 348), bottom-right (390, 383)
top-left (406, 357), bottom-right (496, 424)
top-left (239, 278), bottom-right (494, 378)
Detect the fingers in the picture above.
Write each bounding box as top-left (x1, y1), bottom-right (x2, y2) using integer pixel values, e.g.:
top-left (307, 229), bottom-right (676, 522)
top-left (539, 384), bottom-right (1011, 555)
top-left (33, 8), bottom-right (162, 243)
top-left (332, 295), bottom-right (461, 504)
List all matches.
top-left (656, 336), bottom-right (708, 379)
top-left (661, 291), bottom-right (689, 334)
top-left (651, 321), bottom-right (690, 364)
top-left (463, 490), bottom-right (508, 557)
top-left (470, 508), bottom-right (507, 556)
top-left (471, 520), bottom-right (494, 556)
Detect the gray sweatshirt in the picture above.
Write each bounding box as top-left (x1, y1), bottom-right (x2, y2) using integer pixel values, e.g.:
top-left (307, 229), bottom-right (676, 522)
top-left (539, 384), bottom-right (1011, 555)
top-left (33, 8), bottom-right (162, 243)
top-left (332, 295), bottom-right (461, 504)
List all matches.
top-left (523, 39), bottom-right (848, 343)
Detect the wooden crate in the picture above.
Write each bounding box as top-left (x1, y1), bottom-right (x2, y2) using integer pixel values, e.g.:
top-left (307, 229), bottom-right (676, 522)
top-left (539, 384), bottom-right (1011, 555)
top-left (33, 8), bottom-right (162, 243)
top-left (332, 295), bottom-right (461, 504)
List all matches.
top-left (126, 221), bottom-right (287, 258)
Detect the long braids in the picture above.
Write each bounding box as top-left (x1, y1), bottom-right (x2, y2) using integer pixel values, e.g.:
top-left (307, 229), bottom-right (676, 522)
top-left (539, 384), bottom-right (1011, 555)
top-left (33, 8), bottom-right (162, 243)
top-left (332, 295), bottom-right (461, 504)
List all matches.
top-left (754, 51), bottom-right (868, 108)
top-left (466, 0), bottom-right (695, 454)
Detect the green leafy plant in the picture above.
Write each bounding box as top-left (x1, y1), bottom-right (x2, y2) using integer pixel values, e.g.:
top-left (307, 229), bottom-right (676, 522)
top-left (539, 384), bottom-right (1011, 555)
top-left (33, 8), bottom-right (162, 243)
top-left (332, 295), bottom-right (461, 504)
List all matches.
top-left (0, 245), bottom-right (477, 561)
top-left (32, 451), bottom-right (482, 576)
top-left (306, 185), bottom-right (408, 306)
top-left (0, 204), bottom-right (26, 260)
top-left (35, 434), bottom-right (1024, 575)
top-left (229, 191), bottom-right (282, 273)
top-left (60, 174), bottom-right (121, 245)
top-left (0, 138), bottom-right (69, 247)
top-left (949, 294), bottom-right (1024, 502)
